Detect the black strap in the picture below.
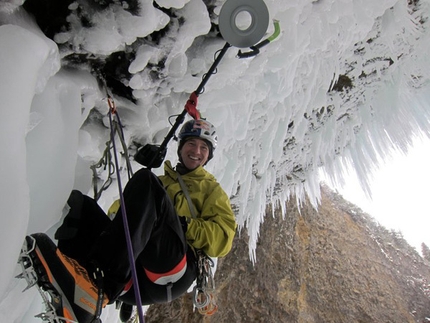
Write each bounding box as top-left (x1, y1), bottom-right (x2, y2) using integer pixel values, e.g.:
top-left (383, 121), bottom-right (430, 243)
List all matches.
top-left (90, 266), bottom-right (105, 323)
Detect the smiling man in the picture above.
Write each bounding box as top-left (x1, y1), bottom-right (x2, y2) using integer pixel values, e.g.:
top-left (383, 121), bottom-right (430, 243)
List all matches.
top-left (159, 119), bottom-right (236, 257)
top-left (177, 119), bottom-right (216, 169)
top-left (180, 137), bottom-right (210, 169)
top-left (24, 119), bottom-right (237, 323)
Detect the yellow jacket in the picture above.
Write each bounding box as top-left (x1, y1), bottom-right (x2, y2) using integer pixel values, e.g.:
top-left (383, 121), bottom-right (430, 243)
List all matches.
top-left (159, 161), bottom-right (237, 257)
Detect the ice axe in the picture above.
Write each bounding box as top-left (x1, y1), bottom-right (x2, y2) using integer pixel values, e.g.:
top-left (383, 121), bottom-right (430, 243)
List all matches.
top-left (135, 0), bottom-right (279, 169)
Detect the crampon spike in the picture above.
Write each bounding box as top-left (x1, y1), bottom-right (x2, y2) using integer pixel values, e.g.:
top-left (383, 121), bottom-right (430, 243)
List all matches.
top-left (17, 236), bottom-right (78, 323)
top-left (17, 236), bottom-right (38, 291)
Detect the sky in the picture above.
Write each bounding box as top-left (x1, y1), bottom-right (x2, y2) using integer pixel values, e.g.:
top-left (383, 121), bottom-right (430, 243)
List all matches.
top-left (1, 0), bottom-right (430, 322)
top-left (329, 135), bottom-right (430, 253)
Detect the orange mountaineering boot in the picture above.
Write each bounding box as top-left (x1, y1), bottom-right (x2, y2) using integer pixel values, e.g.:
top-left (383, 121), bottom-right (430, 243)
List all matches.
top-left (17, 233), bottom-right (109, 323)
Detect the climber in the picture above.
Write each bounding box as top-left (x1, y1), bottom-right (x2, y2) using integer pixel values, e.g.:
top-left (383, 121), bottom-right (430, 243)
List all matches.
top-left (23, 119), bottom-right (237, 323)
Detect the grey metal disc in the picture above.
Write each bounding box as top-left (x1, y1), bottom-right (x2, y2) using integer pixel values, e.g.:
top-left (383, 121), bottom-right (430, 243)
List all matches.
top-left (219, 0), bottom-right (270, 48)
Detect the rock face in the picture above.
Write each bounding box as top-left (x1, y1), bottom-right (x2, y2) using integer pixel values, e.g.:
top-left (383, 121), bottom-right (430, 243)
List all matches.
top-left (145, 186), bottom-right (430, 322)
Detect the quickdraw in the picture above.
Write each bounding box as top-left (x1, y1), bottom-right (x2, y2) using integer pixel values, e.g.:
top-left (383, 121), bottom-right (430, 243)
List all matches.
top-left (90, 96), bottom-right (134, 201)
top-left (90, 141), bottom-right (115, 202)
top-left (193, 250), bottom-right (218, 316)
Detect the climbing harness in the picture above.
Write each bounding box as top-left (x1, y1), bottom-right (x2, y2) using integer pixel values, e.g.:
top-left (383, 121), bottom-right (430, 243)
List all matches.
top-left (106, 95), bottom-right (146, 323)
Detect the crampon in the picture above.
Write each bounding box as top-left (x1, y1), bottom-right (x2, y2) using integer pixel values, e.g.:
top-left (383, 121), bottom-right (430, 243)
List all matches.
top-left (16, 235), bottom-right (76, 322)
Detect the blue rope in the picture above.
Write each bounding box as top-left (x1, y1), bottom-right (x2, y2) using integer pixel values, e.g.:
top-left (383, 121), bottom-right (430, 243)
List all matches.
top-left (107, 99), bottom-right (145, 323)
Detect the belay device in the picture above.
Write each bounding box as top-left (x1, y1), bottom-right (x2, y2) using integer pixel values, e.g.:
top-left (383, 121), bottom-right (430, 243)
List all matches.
top-left (134, 0), bottom-right (280, 169)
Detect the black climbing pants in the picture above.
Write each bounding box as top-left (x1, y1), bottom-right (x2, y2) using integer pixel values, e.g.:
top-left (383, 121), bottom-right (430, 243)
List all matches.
top-left (56, 168), bottom-right (196, 304)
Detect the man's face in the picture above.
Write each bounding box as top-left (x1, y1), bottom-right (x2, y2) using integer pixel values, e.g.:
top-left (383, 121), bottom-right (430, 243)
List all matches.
top-left (180, 138), bottom-right (210, 170)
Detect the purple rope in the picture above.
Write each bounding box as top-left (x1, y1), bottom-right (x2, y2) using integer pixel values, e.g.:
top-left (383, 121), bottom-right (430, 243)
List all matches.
top-left (108, 108), bottom-right (145, 323)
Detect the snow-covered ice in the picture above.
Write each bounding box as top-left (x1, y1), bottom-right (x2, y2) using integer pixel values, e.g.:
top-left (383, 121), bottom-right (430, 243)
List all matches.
top-left (1, 0), bottom-right (430, 321)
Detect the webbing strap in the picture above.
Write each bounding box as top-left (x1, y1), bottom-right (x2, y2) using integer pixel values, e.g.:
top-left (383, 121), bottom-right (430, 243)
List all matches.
top-left (90, 266), bottom-right (104, 323)
top-left (175, 174), bottom-right (217, 315)
top-left (176, 171), bottom-right (197, 219)
top-left (184, 92), bottom-right (200, 120)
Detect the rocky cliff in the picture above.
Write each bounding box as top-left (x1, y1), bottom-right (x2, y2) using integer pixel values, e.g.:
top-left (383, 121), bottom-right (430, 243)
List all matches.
top-left (145, 185), bottom-right (430, 322)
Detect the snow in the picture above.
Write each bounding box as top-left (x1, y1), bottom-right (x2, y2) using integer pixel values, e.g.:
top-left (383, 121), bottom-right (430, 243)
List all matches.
top-left (1, 0), bottom-right (430, 321)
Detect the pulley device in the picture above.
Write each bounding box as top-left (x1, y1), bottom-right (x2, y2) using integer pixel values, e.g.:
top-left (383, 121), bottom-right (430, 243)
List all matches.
top-left (134, 0), bottom-right (280, 169)
top-left (219, 0), bottom-right (270, 48)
